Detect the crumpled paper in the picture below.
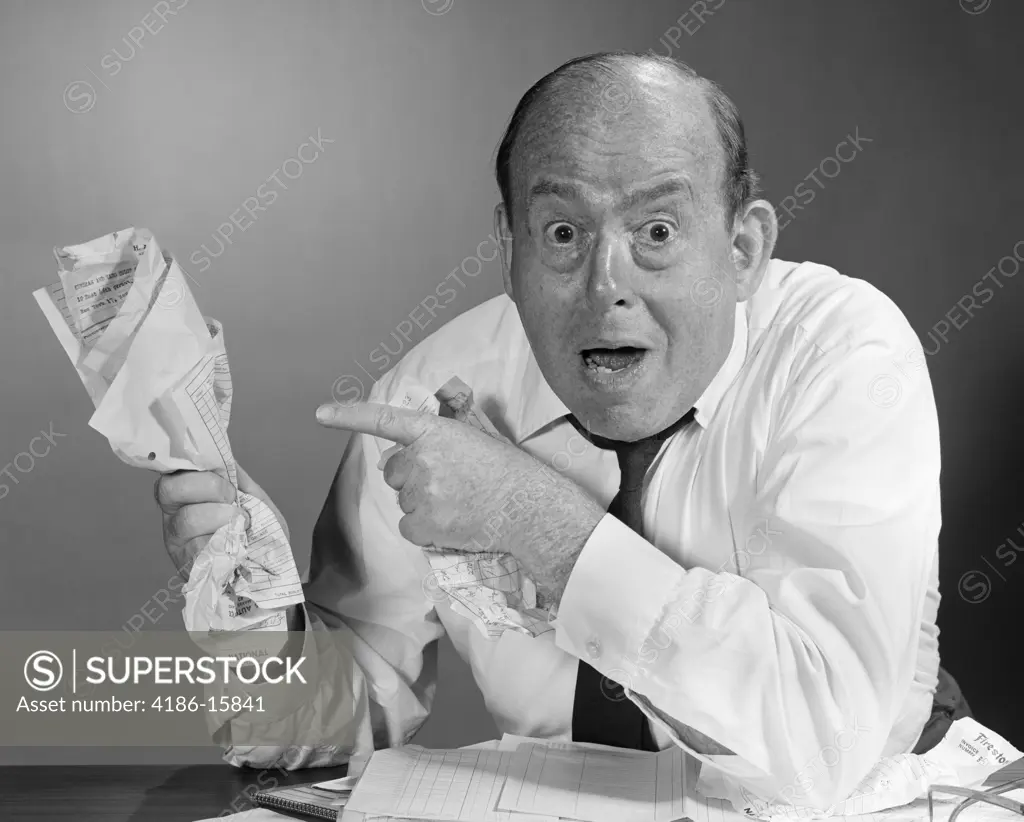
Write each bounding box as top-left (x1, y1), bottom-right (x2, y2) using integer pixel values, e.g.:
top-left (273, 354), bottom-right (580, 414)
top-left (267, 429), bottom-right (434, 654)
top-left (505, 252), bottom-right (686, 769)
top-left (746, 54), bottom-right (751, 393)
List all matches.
top-left (378, 378), bottom-right (557, 642)
top-left (34, 227), bottom-right (303, 640)
top-left (699, 716), bottom-right (1022, 820)
top-left (379, 377), bottom-right (554, 640)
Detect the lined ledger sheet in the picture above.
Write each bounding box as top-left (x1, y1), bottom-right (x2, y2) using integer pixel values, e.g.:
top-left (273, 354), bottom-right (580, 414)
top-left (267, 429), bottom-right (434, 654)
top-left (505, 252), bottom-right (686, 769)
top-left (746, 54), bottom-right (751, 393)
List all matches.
top-left (167, 345), bottom-right (303, 614)
top-left (497, 743), bottom-right (684, 822)
top-left (344, 746), bottom-right (556, 822)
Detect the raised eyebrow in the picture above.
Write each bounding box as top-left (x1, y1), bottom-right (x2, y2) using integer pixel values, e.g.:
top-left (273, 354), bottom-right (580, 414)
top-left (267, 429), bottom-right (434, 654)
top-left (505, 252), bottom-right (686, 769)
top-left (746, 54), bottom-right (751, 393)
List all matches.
top-left (526, 179), bottom-right (588, 211)
top-left (619, 179), bottom-right (692, 213)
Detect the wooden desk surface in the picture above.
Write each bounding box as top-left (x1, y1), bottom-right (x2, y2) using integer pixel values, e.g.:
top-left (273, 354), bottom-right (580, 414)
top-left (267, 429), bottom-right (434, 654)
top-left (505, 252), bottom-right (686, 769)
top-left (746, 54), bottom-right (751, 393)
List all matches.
top-left (0, 763), bottom-right (349, 822)
top-left (0, 759), bottom-right (1021, 822)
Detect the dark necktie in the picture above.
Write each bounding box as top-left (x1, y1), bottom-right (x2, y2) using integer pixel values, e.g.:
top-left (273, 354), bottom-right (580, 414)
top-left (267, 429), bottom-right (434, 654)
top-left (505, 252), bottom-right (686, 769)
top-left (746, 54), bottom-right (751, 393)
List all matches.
top-left (569, 408), bottom-right (696, 750)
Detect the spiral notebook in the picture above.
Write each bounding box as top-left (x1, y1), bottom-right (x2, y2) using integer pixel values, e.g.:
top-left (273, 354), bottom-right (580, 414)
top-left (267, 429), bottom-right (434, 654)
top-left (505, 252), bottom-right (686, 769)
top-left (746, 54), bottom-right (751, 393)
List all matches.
top-left (253, 782), bottom-right (351, 820)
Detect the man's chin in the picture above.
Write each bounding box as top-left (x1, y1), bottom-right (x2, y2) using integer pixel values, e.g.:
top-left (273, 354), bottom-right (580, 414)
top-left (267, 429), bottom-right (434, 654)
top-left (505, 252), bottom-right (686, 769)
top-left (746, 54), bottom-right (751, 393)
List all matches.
top-left (554, 357), bottom-right (690, 440)
top-left (583, 414), bottom-right (664, 443)
top-left (569, 397), bottom-right (674, 443)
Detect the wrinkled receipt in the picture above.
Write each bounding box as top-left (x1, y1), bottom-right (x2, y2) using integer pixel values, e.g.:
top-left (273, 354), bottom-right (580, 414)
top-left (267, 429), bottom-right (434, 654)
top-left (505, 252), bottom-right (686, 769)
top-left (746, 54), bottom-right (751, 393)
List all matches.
top-left (382, 377), bottom-right (554, 640)
top-left (34, 227), bottom-right (303, 643)
top-left (699, 717), bottom-right (1022, 820)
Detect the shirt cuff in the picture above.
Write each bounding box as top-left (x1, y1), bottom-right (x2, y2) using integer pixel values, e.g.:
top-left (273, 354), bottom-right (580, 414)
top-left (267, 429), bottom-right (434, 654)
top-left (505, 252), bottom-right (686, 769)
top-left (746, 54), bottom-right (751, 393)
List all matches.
top-left (553, 514), bottom-right (687, 679)
top-left (204, 605), bottom-right (321, 735)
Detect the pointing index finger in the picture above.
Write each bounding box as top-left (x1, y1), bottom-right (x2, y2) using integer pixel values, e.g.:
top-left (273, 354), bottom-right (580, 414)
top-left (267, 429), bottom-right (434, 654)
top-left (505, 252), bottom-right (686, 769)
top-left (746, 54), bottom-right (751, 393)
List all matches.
top-left (316, 401), bottom-right (433, 446)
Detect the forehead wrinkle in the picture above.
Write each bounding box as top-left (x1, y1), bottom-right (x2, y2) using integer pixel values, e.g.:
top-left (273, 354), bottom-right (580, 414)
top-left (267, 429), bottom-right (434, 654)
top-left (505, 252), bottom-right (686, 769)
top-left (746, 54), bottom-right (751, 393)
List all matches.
top-left (509, 70), bottom-right (723, 222)
top-left (619, 178), bottom-right (694, 212)
top-left (516, 138), bottom-right (713, 222)
top-left (526, 174), bottom-right (695, 219)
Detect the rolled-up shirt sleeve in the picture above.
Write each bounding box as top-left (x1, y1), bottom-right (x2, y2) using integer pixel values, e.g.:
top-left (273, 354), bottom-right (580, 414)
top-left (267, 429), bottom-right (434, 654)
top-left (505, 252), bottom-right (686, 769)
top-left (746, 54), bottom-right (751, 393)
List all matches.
top-left (553, 322), bottom-right (941, 808)
top-left (213, 604), bottom-right (374, 770)
top-left (217, 373), bottom-right (446, 770)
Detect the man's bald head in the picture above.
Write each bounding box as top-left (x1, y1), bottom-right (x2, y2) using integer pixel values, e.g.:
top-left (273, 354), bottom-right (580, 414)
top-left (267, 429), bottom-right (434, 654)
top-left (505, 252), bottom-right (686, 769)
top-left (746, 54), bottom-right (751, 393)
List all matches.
top-left (491, 51), bottom-right (777, 442)
top-left (494, 51), bottom-right (759, 230)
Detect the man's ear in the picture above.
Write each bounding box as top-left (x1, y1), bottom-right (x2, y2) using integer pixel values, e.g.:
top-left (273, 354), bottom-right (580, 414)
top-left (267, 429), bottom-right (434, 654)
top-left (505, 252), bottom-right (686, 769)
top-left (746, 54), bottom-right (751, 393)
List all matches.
top-left (729, 199), bottom-right (777, 301)
top-left (494, 203), bottom-right (514, 299)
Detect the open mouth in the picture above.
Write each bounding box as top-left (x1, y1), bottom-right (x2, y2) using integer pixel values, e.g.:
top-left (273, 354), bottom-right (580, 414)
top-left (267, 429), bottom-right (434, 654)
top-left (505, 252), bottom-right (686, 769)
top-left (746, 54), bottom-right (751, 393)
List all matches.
top-left (580, 346), bottom-right (648, 375)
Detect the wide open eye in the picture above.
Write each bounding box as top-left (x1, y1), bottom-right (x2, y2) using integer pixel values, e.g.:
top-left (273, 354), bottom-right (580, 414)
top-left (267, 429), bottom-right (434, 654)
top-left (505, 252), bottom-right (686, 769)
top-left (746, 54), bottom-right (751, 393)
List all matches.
top-left (639, 220), bottom-right (675, 244)
top-left (544, 222), bottom-right (577, 245)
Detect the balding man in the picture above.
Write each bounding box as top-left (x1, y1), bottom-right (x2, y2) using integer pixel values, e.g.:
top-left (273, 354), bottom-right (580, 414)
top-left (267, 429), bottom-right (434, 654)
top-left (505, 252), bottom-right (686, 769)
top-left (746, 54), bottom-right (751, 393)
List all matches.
top-left (155, 52), bottom-right (970, 808)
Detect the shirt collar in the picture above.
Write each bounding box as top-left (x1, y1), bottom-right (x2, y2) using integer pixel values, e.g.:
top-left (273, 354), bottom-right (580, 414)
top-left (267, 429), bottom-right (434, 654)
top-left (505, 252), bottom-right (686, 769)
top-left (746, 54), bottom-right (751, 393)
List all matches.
top-left (510, 303), bottom-right (749, 443)
top-left (512, 343), bottom-right (572, 445)
top-left (692, 302), bottom-right (748, 429)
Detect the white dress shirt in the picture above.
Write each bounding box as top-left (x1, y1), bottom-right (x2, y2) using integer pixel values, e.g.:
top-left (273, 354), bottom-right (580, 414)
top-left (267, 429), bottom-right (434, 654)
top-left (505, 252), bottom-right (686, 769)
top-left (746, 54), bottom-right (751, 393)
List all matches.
top-left (221, 258), bottom-right (942, 809)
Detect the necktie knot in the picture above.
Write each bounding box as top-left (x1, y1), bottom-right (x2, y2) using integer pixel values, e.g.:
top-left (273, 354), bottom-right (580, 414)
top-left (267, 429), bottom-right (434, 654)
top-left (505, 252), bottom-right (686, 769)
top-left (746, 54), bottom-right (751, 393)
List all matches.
top-left (567, 408), bottom-right (696, 495)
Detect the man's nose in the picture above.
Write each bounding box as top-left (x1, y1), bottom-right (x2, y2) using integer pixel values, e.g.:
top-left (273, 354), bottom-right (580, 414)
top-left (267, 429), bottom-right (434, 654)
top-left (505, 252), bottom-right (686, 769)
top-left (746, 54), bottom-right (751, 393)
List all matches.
top-left (585, 233), bottom-right (635, 313)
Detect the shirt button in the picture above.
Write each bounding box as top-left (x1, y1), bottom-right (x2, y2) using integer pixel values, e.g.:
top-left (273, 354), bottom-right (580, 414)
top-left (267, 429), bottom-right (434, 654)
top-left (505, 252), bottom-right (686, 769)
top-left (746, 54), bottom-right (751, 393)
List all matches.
top-left (585, 637), bottom-right (602, 659)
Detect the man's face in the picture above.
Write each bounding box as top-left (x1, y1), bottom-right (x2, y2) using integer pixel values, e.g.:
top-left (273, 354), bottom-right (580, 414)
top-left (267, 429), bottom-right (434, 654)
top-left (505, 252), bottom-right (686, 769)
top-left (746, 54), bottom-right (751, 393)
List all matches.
top-left (502, 66), bottom-right (744, 441)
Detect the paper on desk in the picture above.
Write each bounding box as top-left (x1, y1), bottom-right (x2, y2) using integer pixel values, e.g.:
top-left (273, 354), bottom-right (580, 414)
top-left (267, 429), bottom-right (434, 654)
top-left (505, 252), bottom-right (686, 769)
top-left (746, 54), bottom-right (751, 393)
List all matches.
top-left (315, 775), bottom-right (361, 792)
top-left (497, 734), bottom-right (751, 822)
top-left (34, 227), bottom-right (303, 638)
top-left (195, 810), bottom-right (305, 822)
top-left (339, 812), bottom-right (432, 822)
top-left (344, 743), bottom-right (557, 822)
top-left (842, 788), bottom-right (1024, 822)
top-left (497, 739), bottom-right (684, 822)
top-left (499, 732), bottom-right (652, 751)
top-left (338, 740), bottom-right (506, 822)
top-left (379, 377), bottom-right (554, 641)
top-left (698, 717), bottom-right (1022, 820)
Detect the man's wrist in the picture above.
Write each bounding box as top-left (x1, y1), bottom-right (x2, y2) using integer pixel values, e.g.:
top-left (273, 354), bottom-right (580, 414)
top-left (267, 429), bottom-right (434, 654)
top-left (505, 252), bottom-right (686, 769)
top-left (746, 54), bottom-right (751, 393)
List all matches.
top-left (512, 483), bottom-right (605, 605)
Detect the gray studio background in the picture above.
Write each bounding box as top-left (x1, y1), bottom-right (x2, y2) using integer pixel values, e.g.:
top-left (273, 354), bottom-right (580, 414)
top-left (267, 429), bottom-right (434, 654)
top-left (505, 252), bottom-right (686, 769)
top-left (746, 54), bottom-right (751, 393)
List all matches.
top-left (1, 0), bottom-right (1022, 764)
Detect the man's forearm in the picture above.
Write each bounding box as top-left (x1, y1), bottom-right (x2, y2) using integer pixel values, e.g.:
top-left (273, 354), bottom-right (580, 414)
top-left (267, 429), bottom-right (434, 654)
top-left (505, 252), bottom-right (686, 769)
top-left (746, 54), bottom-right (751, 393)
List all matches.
top-left (509, 480), bottom-right (605, 606)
